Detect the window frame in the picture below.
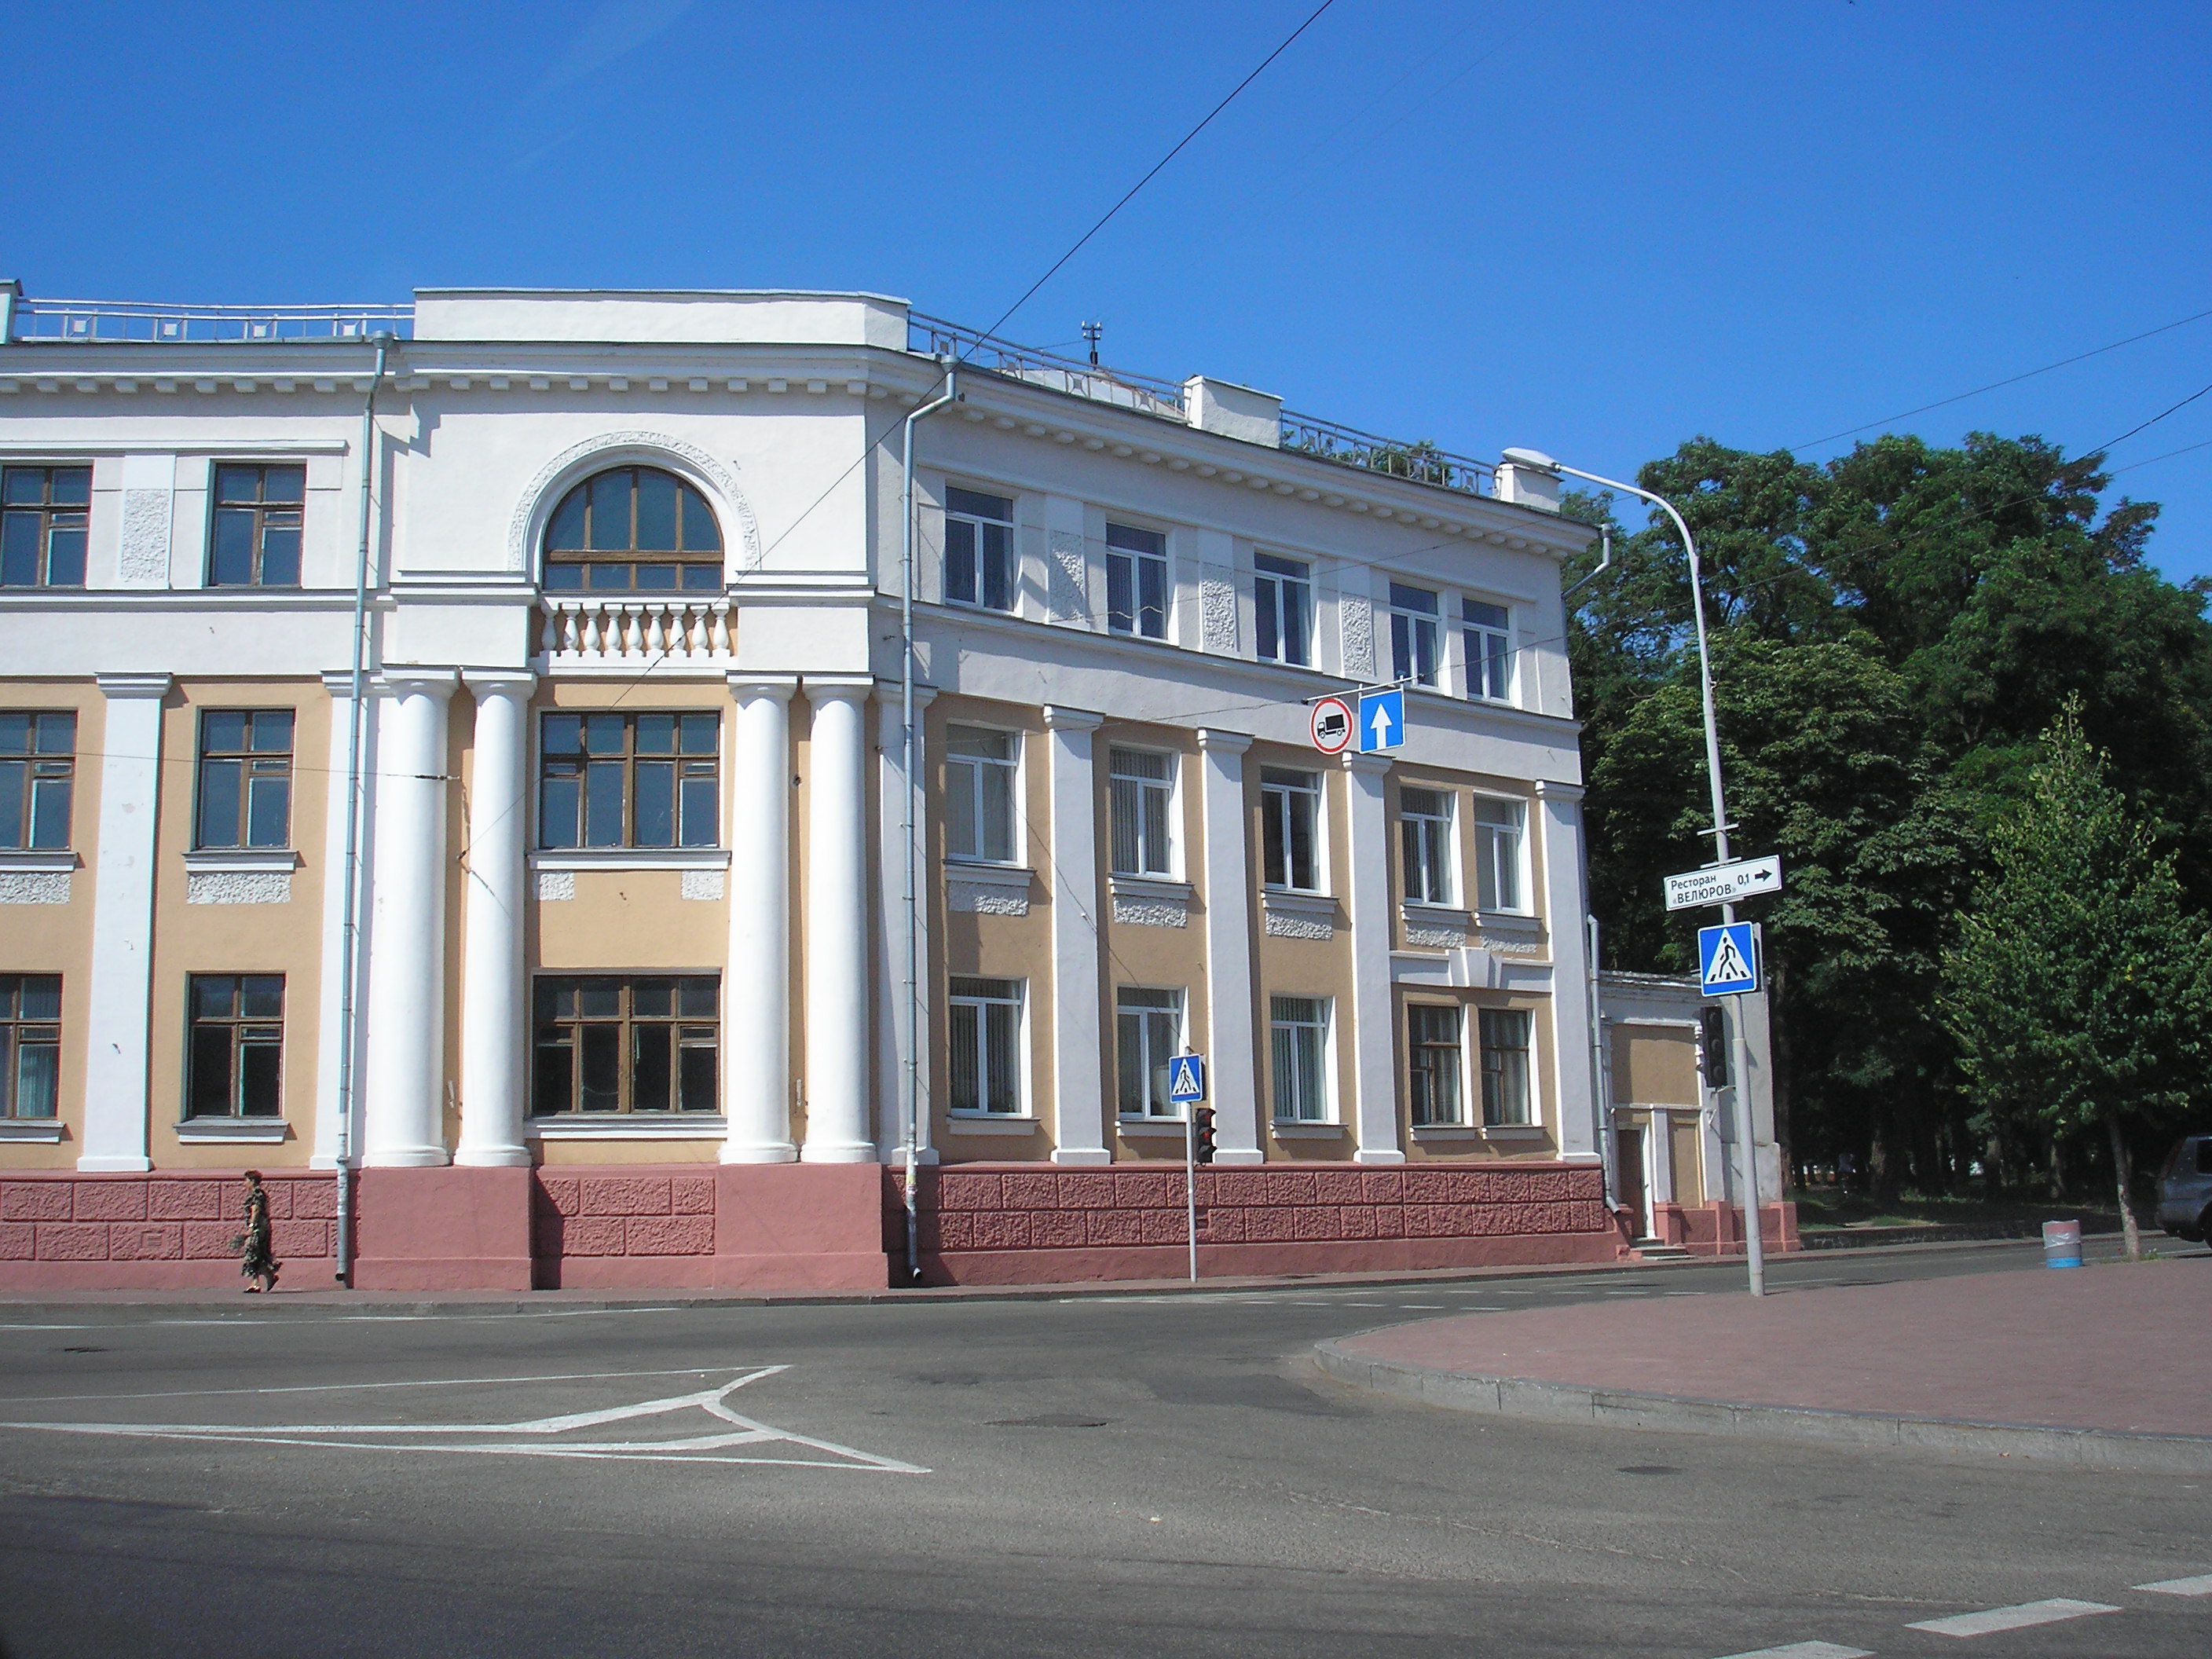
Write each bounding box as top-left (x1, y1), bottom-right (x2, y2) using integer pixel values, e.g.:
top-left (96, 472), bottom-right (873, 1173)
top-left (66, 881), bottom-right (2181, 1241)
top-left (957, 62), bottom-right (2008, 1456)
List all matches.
top-left (538, 709), bottom-right (723, 851)
top-left (1462, 596), bottom-right (1514, 704)
top-left (207, 463), bottom-right (306, 588)
top-left (1108, 745), bottom-right (1178, 878)
top-left (1115, 985), bottom-right (1186, 1120)
top-left (540, 464), bottom-right (725, 595)
top-left (1104, 521), bottom-right (1170, 640)
top-left (1479, 1006), bottom-right (1535, 1128)
top-left (194, 709), bottom-right (295, 851)
top-left (0, 463), bottom-right (91, 589)
top-left (185, 973), bottom-right (285, 1120)
top-left (0, 974), bottom-right (61, 1121)
top-left (1269, 994), bottom-right (1332, 1124)
top-left (0, 710), bottom-right (76, 851)
top-left (1472, 794), bottom-right (1529, 915)
top-left (1399, 784), bottom-right (1456, 906)
top-left (948, 976), bottom-right (1027, 1116)
top-left (943, 724), bottom-right (1021, 866)
top-left (1253, 552), bottom-right (1313, 668)
top-left (1260, 765), bottom-right (1324, 893)
top-left (530, 974), bottom-right (722, 1116)
top-left (943, 485), bottom-right (1016, 613)
top-left (1388, 581), bottom-right (1441, 687)
top-left (1407, 1002), bottom-right (1466, 1127)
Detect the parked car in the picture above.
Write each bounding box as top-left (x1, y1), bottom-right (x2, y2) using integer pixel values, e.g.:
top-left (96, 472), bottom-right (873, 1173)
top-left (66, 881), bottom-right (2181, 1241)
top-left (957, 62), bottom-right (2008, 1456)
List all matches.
top-left (2155, 1134), bottom-right (2212, 1242)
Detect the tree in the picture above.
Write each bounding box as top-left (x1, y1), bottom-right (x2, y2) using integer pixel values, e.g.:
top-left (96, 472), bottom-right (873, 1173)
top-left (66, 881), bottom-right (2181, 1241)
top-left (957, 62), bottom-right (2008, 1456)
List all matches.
top-left (1939, 704), bottom-right (2212, 1257)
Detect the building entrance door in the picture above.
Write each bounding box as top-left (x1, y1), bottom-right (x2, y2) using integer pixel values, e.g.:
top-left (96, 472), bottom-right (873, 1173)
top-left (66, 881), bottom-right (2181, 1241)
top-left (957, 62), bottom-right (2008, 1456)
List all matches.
top-left (1616, 1124), bottom-right (1649, 1241)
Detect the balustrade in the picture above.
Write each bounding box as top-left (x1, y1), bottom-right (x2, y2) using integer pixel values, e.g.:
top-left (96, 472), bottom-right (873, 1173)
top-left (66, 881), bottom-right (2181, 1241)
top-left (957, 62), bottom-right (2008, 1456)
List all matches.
top-left (534, 595), bottom-right (737, 665)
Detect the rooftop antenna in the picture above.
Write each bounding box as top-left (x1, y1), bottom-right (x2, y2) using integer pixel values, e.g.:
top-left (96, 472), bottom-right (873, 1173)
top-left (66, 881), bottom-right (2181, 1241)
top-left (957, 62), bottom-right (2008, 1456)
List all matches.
top-left (1082, 320), bottom-right (1102, 367)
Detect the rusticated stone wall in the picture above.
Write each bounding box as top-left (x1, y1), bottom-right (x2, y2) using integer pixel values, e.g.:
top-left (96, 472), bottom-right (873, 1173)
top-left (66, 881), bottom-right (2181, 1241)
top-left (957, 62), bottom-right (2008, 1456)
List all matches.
top-left (0, 1173), bottom-right (336, 1287)
top-left (532, 1172), bottom-right (716, 1263)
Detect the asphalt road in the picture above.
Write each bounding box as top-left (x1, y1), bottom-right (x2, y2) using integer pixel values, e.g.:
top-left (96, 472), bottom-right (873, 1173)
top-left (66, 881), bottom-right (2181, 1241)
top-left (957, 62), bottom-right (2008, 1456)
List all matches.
top-left (2, 1241), bottom-right (2206, 1659)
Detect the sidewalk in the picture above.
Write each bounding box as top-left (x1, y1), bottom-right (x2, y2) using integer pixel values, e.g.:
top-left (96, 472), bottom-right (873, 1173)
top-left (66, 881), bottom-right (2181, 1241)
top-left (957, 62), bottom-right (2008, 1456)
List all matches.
top-left (1315, 1258), bottom-right (2212, 1471)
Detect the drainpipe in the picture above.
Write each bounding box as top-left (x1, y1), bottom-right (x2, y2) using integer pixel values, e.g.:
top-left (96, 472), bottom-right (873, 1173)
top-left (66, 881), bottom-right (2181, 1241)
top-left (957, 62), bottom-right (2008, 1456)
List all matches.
top-left (1588, 914), bottom-right (1614, 1210)
top-left (899, 363), bottom-right (958, 1283)
top-left (333, 334), bottom-right (392, 1285)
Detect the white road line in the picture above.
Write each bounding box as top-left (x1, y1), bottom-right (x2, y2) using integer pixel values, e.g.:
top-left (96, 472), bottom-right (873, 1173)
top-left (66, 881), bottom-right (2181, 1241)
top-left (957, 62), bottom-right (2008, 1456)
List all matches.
top-left (1905, 1599), bottom-right (2121, 1637)
top-left (3, 1364), bottom-right (735, 1407)
top-left (1712, 1642), bottom-right (1873, 1659)
top-left (1401, 1303), bottom-right (1447, 1309)
top-left (2137, 1573), bottom-right (2212, 1595)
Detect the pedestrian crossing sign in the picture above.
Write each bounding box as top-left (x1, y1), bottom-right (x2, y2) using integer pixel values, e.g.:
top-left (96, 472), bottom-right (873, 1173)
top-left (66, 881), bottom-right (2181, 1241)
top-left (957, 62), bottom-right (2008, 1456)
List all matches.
top-left (1167, 1053), bottom-right (1207, 1104)
top-left (1697, 921), bottom-right (1760, 997)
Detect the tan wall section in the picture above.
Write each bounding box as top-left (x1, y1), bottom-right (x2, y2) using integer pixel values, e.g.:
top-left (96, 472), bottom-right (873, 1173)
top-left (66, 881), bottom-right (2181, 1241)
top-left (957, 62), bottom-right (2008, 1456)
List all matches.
top-left (148, 679), bottom-right (331, 1170)
top-left (1394, 985), bottom-right (1559, 1163)
top-left (1254, 746), bottom-right (1354, 1162)
top-left (1613, 1024), bottom-right (1701, 1107)
top-left (0, 680), bottom-right (103, 1169)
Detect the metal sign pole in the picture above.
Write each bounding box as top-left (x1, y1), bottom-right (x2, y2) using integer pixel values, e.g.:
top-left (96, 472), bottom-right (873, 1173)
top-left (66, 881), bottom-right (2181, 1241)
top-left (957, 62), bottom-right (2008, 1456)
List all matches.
top-left (1723, 902), bottom-right (1766, 1296)
top-left (1185, 1112), bottom-right (1198, 1284)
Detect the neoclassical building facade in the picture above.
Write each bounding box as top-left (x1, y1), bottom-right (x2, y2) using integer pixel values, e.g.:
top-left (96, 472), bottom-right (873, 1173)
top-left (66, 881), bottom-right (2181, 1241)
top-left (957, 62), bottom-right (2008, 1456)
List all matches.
top-left (0, 284), bottom-right (1776, 1288)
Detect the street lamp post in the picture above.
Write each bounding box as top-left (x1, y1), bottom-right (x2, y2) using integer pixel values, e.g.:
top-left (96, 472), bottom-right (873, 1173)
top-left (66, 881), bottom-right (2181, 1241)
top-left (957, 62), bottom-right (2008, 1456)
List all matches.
top-left (1501, 449), bottom-right (1767, 1296)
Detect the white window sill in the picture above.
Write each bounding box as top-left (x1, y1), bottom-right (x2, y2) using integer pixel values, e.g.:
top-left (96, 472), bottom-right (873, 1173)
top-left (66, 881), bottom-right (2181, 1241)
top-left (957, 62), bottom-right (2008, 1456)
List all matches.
top-left (0, 850), bottom-right (78, 874)
top-left (1269, 1121), bottom-right (1344, 1139)
top-left (1410, 1123), bottom-right (1481, 1139)
top-left (182, 848), bottom-right (299, 873)
top-left (943, 862), bottom-right (1035, 889)
top-left (1478, 910), bottom-right (1540, 933)
top-left (1262, 887), bottom-right (1335, 914)
top-left (1403, 900), bottom-right (1471, 929)
top-left (1108, 873), bottom-right (1194, 902)
top-left (1483, 1122), bottom-right (1547, 1138)
top-left (945, 1114), bottom-right (1041, 1134)
top-left (176, 1118), bottom-right (291, 1143)
top-left (526, 1115), bottom-right (727, 1138)
top-left (0, 1119), bottom-right (64, 1141)
top-left (530, 848), bottom-right (731, 872)
top-left (1115, 1117), bottom-right (1190, 1137)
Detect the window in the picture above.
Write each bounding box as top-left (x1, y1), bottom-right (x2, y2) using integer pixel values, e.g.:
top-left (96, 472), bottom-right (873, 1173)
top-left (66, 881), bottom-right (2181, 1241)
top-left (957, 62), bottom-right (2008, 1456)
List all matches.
top-left (1116, 987), bottom-right (1184, 1119)
top-left (1408, 1003), bottom-right (1464, 1126)
top-left (1389, 582), bottom-right (1440, 687)
top-left (196, 710), bottom-right (294, 850)
top-left (1108, 747), bottom-right (1175, 876)
top-left (1473, 797), bottom-right (1526, 913)
top-left (1270, 995), bottom-right (1330, 1123)
top-left (210, 464), bottom-right (305, 587)
top-left (1, 976), bottom-right (60, 1120)
top-left (1400, 786), bottom-right (1454, 906)
top-left (944, 726), bottom-right (1017, 863)
top-left (1480, 1008), bottom-right (1533, 1126)
top-left (533, 976), bottom-right (720, 1115)
top-left (1105, 522), bottom-right (1168, 639)
top-left (1254, 553), bottom-right (1313, 667)
top-left (1, 711), bottom-right (75, 850)
top-left (543, 466), bottom-right (722, 592)
top-left (1261, 767), bottom-right (1322, 892)
top-left (187, 975), bottom-right (284, 1119)
top-left (1463, 599), bottom-right (1512, 702)
top-left (0, 466), bottom-right (90, 588)
top-left (944, 486), bottom-right (1014, 612)
top-left (540, 711), bottom-right (720, 850)
top-left (949, 977), bottom-right (1024, 1115)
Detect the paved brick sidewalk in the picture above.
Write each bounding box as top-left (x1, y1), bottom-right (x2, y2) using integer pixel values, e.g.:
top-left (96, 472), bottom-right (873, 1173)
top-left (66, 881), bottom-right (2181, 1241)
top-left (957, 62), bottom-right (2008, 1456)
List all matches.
top-left (1329, 1262), bottom-right (2210, 1437)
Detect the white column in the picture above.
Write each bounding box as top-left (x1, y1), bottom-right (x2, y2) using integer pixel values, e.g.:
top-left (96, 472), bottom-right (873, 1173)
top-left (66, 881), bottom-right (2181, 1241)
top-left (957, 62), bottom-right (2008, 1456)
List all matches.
top-left (361, 670), bottom-right (457, 1167)
top-left (456, 672), bottom-right (534, 1167)
top-left (1535, 780), bottom-right (1599, 1163)
top-left (1044, 705), bottom-right (1109, 1166)
top-left (802, 679), bottom-right (873, 1162)
top-left (723, 676), bottom-right (798, 1163)
top-left (312, 671), bottom-right (368, 1170)
top-left (873, 684), bottom-right (938, 1164)
top-left (78, 672), bottom-right (170, 1173)
top-left (1342, 753), bottom-right (1404, 1164)
top-left (1196, 729), bottom-right (1261, 1164)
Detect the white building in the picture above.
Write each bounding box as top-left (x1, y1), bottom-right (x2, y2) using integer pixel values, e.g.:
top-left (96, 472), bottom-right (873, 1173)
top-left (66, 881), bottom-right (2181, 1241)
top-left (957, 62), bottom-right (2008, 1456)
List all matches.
top-left (0, 282), bottom-right (1724, 1290)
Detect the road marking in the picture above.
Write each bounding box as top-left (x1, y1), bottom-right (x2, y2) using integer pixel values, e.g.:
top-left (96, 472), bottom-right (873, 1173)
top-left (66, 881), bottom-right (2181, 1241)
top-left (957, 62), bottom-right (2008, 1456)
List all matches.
top-left (1712, 1643), bottom-right (1873, 1659)
top-left (0, 1366), bottom-right (931, 1474)
top-left (3, 1364), bottom-right (727, 1408)
top-left (1905, 1599), bottom-right (2120, 1637)
top-left (1400, 1303), bottom-right (1447, 1309)
top-left (2137, 1573), bottom-right (2212, 1595)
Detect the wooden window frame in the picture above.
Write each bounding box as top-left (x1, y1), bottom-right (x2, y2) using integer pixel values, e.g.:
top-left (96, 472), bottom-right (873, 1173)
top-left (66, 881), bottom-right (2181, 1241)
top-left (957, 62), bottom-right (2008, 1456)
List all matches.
top-left (541, 465), bottom-right (724, 594)
top-left (195, 709), bottom-right (295, 851)
top-left (531, 975), bottom-right (721, 1115)
top-left (538, 710), bottom-right (721, 850)
top-left (0, 974), bottom-right (61, 1121)
top-left (0, 464), bottom-right (91, 588)
top-left (0, 710), bottom-right (75, 851)
top-left (208, 463), bottom-right (306, 588)
top-left (185, 974), bottom-right (285, 1120)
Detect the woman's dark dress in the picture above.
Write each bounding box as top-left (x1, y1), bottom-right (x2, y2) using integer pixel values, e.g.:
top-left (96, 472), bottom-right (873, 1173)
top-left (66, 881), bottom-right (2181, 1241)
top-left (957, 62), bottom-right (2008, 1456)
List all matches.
top-left (239, 1187), bottom-right (276, 1284)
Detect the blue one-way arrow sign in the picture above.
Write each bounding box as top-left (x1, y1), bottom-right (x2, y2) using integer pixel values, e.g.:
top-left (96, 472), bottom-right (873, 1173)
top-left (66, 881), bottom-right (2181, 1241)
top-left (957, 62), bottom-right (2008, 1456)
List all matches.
top-left (1357, 688), bottom-right (1404, 753)
top-left (1168, 1053), bottom-right (1207, 1103)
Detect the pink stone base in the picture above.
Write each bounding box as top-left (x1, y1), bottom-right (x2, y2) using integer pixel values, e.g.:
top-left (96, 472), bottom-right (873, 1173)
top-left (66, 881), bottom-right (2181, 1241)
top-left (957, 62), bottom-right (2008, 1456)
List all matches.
top-left (921, 1230), bottom-right (1624, 1286)
top-left (354, 1166), bottom-right (533, 1291)
top-left (0, 1171), bottom-right (336, 1290)
top-left (1647, 1200), bottom-right (1800, 1256)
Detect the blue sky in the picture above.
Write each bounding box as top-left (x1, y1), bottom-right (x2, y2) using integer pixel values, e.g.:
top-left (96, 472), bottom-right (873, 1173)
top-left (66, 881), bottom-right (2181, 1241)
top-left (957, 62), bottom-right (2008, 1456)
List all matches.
top-left (9, 1), bottom-right (2210, 580)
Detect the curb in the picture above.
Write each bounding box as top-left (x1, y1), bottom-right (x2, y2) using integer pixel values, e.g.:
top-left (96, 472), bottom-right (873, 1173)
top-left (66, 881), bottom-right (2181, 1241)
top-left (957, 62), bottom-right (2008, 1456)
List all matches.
top-left (1310, 1338), bottom-right (2212, 1474)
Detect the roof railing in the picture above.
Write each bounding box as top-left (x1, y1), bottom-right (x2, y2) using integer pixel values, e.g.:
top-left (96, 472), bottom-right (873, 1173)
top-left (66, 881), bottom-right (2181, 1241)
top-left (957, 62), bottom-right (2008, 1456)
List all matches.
top-left (907, 312), bottom-right (1187, 420)
top-left (1277, 411), bottom-right (1496, 497)
top-left (8, 298), bottom-right (414, 344)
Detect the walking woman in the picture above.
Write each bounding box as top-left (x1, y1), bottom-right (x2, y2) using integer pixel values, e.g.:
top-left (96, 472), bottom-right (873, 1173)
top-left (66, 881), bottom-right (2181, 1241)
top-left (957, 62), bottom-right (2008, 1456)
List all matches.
top-left (237, 1170), bottom-right (279, 1293)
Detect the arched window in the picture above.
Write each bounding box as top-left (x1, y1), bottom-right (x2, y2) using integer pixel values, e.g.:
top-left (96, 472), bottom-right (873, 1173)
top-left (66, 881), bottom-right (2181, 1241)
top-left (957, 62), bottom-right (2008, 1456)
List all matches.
top-left (542, 466), bottom-right (723, 591)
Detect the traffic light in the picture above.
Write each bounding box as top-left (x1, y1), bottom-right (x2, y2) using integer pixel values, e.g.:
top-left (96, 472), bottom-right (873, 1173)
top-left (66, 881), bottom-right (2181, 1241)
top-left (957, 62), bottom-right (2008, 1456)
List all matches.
top-left (1192, 1106), bottom-right (1217, 1166)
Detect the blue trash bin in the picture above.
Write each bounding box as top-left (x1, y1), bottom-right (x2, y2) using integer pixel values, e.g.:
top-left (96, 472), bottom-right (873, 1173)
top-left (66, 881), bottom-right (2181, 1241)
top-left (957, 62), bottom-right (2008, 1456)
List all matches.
top-left (2042, 1218), bottom-right (2083, 1269)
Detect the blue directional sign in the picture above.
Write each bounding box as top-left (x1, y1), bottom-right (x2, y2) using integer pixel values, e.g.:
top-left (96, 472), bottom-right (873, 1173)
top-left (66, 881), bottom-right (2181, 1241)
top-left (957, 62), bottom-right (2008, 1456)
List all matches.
top-left (1697, 922), bottom-right (1761, 997)
top-left (1357, 688), bottom-right (1405, 753)
top-left (1167, 1053), bottom-right (1207, 1104)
